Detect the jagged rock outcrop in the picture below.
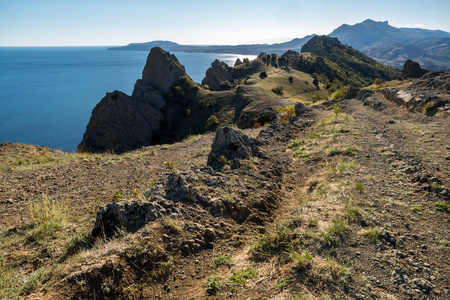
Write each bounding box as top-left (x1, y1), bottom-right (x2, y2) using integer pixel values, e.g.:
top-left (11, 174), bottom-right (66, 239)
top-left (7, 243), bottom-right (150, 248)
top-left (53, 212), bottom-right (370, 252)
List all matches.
top-left (141, 47), bottom-right (187, 93)
top-left (78, 47), bottom-right (190, 153)
top-left (236, 108), bottom-right (278, 129)
top-left (356, 89), bottom-right (387, 111)
top-left (257, 52), bottom-right (288, 68)
top-left (207, 127), bottom-right (263, 170)
top-left (201, 59), bottom-right (233, 90)
top-left (401, 60), bottom-right (429, 79)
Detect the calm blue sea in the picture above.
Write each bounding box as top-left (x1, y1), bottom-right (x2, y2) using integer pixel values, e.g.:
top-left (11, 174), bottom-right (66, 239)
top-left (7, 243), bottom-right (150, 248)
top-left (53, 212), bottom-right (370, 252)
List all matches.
top-left (0, 47), bottom-right (255, 152)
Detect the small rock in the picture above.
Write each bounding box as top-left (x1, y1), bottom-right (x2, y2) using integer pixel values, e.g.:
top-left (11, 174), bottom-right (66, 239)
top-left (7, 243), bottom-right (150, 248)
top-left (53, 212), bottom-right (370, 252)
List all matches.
top-left (203, 228), bottom-right (215, 240)
top-left (396, 251), bottom-right (408, 258)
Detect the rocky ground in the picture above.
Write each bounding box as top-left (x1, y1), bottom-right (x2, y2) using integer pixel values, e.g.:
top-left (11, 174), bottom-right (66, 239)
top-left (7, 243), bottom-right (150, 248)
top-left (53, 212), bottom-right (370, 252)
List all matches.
top-left (1, 76), bottom-right (449, 299)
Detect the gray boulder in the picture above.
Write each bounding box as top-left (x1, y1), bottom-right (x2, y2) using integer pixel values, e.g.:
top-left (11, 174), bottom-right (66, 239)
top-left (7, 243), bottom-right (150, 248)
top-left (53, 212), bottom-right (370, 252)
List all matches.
top-left (236, 108), bottom-right (278, 129)
top-left (207, 127), bottom-right (262, 169)
top-left (401, 60), bottom-right (429, 79)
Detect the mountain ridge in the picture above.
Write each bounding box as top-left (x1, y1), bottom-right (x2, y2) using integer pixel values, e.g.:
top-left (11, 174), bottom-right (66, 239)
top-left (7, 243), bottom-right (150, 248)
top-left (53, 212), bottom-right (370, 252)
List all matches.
top-left (329, 19), bottom-right (450, 71)
top-left (110, 19), bottom-right (450, 71)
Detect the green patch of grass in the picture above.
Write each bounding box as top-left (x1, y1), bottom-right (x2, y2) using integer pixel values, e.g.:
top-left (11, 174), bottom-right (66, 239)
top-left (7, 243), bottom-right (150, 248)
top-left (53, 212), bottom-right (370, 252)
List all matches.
top-left (324, 257), bottom-right (350, 282)
top-left (249, 223), bottom-right (301, 260)
top-left (320, 218), bottom-right (347, 246)
top-left (307, 218), bottom-right (319, 227)
top-left (360, 228), bottom-right (381, 243)
top-left (59, 231), bottom-right (92, 262)
top-left (344, 204), bottom-right (362, 221)
top-left (291, 251), bottom-right (313, 267)
top-left (0, 263), bottom-right (56, 299)
top-left (277, 276), bottom-right (293, 288)
top-left (411, 205), bottom-right (423, 212)
top-left (229, 268), bottom-right (259, 286)
top-left (206, 276), bottom-right (223, 295)
top-left (28, 198), bottom-right (68, 241)
top-left (206, 115), bottom-right (220, 128)
top-left (435, 202), bottom-right (450, 212)
top-left (442, 240), bottom-right (450, 247)
top-left (214, 255), bottom-right (234, 269)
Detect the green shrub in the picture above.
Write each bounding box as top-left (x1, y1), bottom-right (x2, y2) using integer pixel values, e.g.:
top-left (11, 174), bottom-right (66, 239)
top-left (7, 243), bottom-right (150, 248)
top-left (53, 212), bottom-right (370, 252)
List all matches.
top-left (331, 87), bottom-right (349, 100)
top-left (259, 71), bottom-right (268, 79)
top-left (373, 78), bottom-right (383, 85)
top-left (271, 85), bottom-right (284, 96)
top-left (423, 103), bottom-right (437, 115)
top-left (219, 81), bottom-right (233, 90)
top-left (206, 115), bottom-right (220, 128)
top-left (214, 255), bottom-right (234, 268)
top-left (206, 276), bottom-right (223, 295)
top-left (178, 75), bottom-right (199, 91)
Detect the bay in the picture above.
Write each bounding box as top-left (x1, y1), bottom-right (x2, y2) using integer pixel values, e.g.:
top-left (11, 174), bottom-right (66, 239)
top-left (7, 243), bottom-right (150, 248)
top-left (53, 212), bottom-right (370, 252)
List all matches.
top-left (0, 47), bottom-right (255, 152)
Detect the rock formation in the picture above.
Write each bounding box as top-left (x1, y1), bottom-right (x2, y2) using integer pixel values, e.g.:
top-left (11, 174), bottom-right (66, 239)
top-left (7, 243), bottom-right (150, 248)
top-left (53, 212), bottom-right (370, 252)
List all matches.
top-left (201, 60), bottom-right (234, 90)
top-left (401, 60), bottom-right (429, 79)
top-left (207, 127), bottom-right (263, 170)
top-left (78, 47), bottom-right (191, 153)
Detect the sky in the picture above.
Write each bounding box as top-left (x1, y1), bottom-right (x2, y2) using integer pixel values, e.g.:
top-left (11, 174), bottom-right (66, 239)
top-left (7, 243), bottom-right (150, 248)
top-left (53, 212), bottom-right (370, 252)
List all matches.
top-left (0, 0), bottom-right (449, 47)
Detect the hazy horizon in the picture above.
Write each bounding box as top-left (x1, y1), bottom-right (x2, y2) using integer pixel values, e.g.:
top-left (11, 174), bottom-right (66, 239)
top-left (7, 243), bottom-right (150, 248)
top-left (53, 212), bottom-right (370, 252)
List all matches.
top-left (1, 0), bottom-right (449, 47)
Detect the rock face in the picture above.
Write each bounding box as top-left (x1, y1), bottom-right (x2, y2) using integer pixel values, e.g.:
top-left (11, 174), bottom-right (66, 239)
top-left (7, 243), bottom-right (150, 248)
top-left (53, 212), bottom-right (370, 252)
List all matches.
top-left (201, 60), bottom-right (233, 90)
top-left (207, 127), bottom-right (262, 170)
top-left (78, 91), bottom-right (163, 153)
top-left (401, 60), bottom-right (429, 79)
top-left (141, 47), bottom-right (187, 93)
top-left (236, 108), bottom-right (278, 129)
top-left (78, 47), bottom-right (190, 153)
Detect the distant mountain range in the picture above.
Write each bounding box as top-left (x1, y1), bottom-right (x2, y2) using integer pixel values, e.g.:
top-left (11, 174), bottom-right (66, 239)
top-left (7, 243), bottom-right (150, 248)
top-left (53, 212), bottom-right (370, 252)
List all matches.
top-left (109, 19), bottom-right (450, 71)
top-left (329, 19), bottom-right (450, 71)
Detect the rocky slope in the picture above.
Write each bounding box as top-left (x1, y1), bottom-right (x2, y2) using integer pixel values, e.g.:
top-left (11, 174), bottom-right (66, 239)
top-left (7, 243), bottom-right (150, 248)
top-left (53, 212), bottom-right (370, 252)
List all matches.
top-left (1, 68), bottom-right (449, 299)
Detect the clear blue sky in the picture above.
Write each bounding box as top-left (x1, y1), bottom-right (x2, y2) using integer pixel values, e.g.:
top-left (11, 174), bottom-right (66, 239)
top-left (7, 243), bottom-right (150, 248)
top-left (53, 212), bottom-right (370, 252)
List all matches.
top-left (1, 0), bottom-right (449, 46)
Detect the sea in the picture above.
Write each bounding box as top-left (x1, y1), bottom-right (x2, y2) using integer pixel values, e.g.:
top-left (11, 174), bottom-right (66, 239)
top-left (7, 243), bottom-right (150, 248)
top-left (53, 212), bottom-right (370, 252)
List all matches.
top-left (0, 47), bottom-right (256, 152)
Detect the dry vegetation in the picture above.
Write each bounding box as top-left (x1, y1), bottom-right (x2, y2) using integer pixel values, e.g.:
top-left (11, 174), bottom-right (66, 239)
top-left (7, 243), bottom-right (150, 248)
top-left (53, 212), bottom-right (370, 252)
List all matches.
top-left (1, 75), bottom-right (449, 299)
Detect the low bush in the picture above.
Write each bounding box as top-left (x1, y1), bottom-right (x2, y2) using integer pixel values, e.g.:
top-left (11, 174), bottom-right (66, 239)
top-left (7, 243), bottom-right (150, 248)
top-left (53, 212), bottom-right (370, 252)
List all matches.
top-left (206, 115), bottom-right (220, 128)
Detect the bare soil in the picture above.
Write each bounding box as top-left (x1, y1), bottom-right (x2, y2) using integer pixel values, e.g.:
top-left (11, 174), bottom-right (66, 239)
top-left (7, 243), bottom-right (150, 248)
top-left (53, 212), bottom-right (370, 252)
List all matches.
top-left (1, 84), bottom-right (449, 299)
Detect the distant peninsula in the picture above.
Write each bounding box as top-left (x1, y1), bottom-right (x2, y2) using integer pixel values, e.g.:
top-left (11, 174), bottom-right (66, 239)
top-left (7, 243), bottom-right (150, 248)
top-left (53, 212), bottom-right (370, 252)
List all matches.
top-left (107, 36), bottom-right (315, 55)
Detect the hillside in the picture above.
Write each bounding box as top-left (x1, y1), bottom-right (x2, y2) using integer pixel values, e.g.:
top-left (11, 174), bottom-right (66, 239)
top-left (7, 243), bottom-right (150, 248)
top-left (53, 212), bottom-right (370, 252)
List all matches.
top-left (285, 35), bottom-right (401, 91)
top-left (330, 19), bottom-right (450, 71)
top-left (1, 71), bottom-right (449, 299)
